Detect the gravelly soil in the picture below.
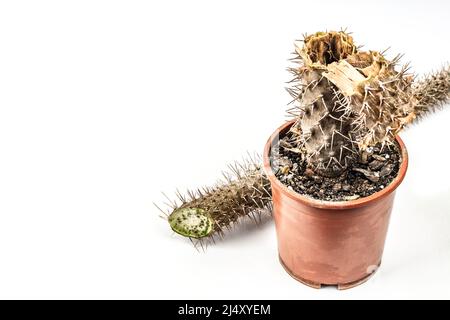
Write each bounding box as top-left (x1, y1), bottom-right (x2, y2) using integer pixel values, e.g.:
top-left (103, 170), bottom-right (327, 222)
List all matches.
top-left (270, 131), bottom-right (402, 201)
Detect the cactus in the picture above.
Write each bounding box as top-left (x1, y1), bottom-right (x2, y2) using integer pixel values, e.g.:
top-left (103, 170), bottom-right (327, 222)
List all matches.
top-left (163, 31), bottom-right (449, 243)
top-left (161, 156), bottom-right (272, 242)
top-left (287, 31), bottom-right (421, 176)
top-left (288, 32), bottom-right (450, 177)
top-left (287, 31), bottom-right (358, 176)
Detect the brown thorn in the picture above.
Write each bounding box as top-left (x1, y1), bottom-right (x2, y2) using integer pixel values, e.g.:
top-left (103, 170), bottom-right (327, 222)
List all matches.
top-left (175, 188), bottom-right (186, 204)
top-left (161, 192), bottom-right (178, 209)
top-left (189, 237), bottom-right (201, 252)
top-left (153, 202), bottom-right (169, 217)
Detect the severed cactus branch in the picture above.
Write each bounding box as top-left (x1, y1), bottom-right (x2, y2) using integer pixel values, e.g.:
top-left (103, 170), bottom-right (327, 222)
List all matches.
top-left (163, 155), bottom-right (272, 243)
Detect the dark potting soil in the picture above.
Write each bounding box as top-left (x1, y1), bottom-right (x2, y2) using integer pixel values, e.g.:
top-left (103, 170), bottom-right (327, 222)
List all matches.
top-left (270, 131), bottom-right (402, 202)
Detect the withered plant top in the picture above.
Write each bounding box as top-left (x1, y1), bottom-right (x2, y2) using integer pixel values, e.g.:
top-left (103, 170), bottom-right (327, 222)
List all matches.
top-left (287, 31), bottom-right (449, 177)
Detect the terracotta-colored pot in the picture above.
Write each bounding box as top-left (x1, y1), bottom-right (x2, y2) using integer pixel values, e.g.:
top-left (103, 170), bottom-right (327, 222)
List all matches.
top-left (263, 120), bottom-right (408, 289)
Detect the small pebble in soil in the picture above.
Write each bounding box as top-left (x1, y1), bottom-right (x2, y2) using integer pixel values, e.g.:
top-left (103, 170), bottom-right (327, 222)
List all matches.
top-left (270, 131), bottom-right (402, 202)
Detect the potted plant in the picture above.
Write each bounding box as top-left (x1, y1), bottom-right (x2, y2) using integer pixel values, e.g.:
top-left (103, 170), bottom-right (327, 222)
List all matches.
top-left (162, 31), bottom-right (449, 288)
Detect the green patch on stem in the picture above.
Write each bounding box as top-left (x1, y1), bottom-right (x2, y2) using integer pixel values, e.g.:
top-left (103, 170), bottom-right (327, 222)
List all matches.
top-left (168, 208), bottom-right (213, 238)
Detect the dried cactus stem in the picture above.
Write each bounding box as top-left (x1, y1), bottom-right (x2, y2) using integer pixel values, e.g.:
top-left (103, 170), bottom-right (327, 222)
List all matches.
top-left (289, 32), bottom-right (417, 168)
top-left (289, 31), bottom-right (359, 177)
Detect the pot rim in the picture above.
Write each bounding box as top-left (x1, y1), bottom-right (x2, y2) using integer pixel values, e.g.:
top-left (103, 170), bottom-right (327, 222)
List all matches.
top-left (263, 120), bottom-right (409, 210)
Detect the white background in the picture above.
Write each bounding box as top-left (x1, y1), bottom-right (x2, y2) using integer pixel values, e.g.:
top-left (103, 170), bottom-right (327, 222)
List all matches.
top-left (0, 0), bottom-right (449, 299)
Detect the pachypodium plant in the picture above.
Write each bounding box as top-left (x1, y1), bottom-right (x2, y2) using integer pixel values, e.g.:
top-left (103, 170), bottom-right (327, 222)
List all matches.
top-left (163, 30), bottom-right (450, 243)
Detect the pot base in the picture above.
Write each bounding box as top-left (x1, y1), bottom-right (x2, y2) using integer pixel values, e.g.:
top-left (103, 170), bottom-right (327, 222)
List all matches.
top-left (279, 255), bottom-right (380, 290)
